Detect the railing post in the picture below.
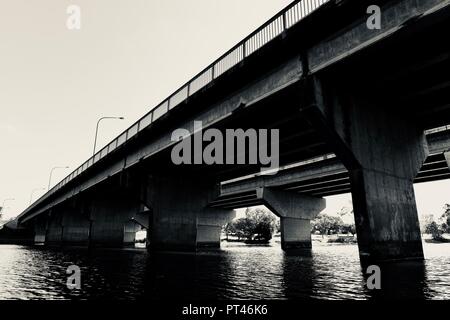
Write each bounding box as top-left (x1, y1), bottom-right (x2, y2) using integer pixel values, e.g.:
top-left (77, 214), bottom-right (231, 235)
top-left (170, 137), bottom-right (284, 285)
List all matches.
top-left (211, 64), bottom-right (215, 80)
top-left (283, 12), bottom-right (287, 30)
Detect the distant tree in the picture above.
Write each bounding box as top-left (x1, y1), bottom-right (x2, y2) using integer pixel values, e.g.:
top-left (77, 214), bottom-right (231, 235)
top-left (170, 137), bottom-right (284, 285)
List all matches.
top-left (224, 207), bottom-right (277, 242)
top-left (225, 218), bottom-right (252, 240)
top-left (425, 221), bottom-right (445, 241)
top-left (244, 207), bottom-right (276, 241)
top-left (340, 223), bottom-right (356, 235)
top-left (336, 206), bottom-right (356, 234)
top-left (440, 204), bottom-right (450, 233)
top-left (311, 213), bottom-right (344, 235)
top-left (420, 214), bottom-right (435, 234)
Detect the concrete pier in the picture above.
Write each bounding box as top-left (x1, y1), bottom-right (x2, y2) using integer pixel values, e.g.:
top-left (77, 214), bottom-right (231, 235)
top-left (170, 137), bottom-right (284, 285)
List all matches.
top-left (147, 172), bottom-right (235, 252)
top-left (89, 192), bottom-right (141, 247)
top-left (260, 188), bottom-right (325, 251)
top-left (304, 76), bottom-right (427, 262)
top-left (197, 211), bottom-right (236, 248)
top-left (33, 217), bottom-right (47, 244)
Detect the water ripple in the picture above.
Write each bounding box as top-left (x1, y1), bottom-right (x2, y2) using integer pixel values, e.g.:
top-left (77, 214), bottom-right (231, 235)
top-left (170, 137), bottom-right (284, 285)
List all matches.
top-left (0, 242), bottom-right (449, 299)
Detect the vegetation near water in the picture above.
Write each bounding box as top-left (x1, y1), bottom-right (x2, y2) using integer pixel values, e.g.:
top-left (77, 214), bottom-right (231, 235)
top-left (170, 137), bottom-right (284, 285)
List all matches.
top-left (223, 204), bottom-right (450, 244)
top-left (422, 204), bottom-right (450, 242)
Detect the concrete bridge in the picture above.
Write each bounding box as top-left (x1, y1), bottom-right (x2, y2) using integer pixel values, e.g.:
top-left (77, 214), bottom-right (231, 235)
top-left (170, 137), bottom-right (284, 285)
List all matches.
top-left (15, 0), bottom-right (450, 263)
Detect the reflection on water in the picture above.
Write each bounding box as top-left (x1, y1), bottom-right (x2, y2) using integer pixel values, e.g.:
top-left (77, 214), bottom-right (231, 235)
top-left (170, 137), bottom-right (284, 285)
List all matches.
top-left (0, 242), bottom-right (449, 300)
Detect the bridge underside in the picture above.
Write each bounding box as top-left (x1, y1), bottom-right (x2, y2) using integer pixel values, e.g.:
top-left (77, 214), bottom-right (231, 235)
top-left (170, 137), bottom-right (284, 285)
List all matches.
top-left (17, 0), bottom-right (450, 264)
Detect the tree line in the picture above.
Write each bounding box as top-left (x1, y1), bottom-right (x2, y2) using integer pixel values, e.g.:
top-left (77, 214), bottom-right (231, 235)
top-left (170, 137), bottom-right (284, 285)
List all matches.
top-left (224, 206), bottom-right (356, 243)
top-left (224, 204), bottom-right (450, 243)
top-left (422, 204), bottom-right (450, 241)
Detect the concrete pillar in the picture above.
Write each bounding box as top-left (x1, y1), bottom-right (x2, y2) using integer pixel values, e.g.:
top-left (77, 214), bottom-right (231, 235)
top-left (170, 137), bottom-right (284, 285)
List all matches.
top-left (123, 220), bottom-right (142, 246)
top-left (445, 151), bottom-right (450, 169)
top-left (259, 187), bottom-right (325, 251)
top-left (147, 172), bottom-right (235, 252)
top-left (304, 76), bottom-right (427, 262)
top-left (43, 203), bottom-right (91, 246)
top-left (33, 217), bottom-right (47, 244)
top-left (280, 218), bottom-right (311, 250)
top-left (197, 211), bottom-right (236, 248)
top-left (90, 195), bottom-right (139, 247)
top-left (61, 208), bottom-right (90, 245)
top-left (46, 211), bottom-right (63, 244)
top-left (347, 96), bottom-right (426, 262)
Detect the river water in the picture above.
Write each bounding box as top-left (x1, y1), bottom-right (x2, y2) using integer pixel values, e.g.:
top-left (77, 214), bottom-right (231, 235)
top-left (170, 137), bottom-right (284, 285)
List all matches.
top-left (0, 241), bottom-right (449, 300)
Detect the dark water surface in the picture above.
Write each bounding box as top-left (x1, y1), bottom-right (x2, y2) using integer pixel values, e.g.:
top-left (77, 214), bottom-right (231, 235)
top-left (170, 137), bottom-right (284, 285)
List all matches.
top-left (0, 242), bottom-right (449, 300)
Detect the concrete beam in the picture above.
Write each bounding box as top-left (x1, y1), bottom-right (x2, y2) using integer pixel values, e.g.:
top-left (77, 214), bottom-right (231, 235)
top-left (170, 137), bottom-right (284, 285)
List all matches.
top-left (445, 151), bottom-right (450, 169)
top-left (220, 156), bottom-right (345, 196)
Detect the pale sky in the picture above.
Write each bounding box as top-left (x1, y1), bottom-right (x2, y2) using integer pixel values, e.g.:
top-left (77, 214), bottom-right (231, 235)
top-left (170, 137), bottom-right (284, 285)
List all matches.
top-left (0, 0), bottom-right (449, 220)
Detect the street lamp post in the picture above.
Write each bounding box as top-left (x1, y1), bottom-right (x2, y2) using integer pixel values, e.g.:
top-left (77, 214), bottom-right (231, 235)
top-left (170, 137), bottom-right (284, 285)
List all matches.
top-left (93, 116), bottom-right (125, 156)
top-left (30, 188), bottom-right (45, 205)
top-left (48, 166), bottom-right (70, 190)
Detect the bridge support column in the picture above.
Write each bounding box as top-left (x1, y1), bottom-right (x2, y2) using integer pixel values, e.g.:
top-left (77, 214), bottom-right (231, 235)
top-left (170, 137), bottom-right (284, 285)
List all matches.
top-left (260, 188), bottom-right (325, 251)
top-left (197, 211), bottom-right (236, 248)
top-left (90, 194), bottom-right (140, 247)
top-left (304, 76), bottom-right (428, 262)
top-left (123, 221), bottom-right (142, 246)
top-left (46, 211), bottom-right (63, 244)
top-left (45, 201), bottom-right (91, 246)
top-left (33, 217), bottom-right (47, 244)
top-left (61, 207), bottom-right (90, 246)
top-left (147, 172), bottom-right (235, 252)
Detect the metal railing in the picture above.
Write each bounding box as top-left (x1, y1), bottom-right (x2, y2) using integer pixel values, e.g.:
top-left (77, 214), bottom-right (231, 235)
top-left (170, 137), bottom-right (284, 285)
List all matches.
top-left (25, 0), bottom-right (331, 212)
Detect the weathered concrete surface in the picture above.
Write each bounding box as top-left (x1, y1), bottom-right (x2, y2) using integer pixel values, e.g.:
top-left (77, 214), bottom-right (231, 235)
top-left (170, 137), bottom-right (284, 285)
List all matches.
top-left (147, 172), bottom-right (235, 251)
top-left (123, 220), bottom-right (142, 246)
top-left (259, 187), bottom-right (325, 251)
top-left (33, 218), bottom-right (47, 244)
top-left (45, 210), bottom-right (64, 244)
top-left (197, 211), bottom-right (236, 247)
top-left (427, 130), bottom-right (450, 154)
top-left (44, 200), bottom-right (91, 246)
top-left (90, 193), bottom-right (141, 247)
top-left (61, 209), bottom-right (90, 245)
top-left (445, 151), bottom-right (450, 168)
top-left (309, 0), bottom-right (449, 73)
top-left (303, 75), bottom-right (427, 262)
top-left (220, 156), bottom-right (344, 196)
